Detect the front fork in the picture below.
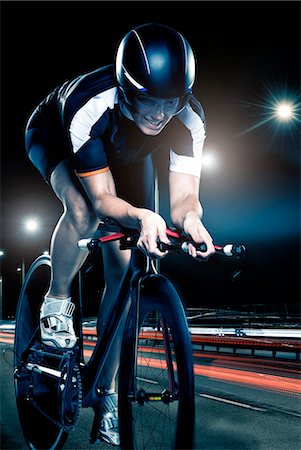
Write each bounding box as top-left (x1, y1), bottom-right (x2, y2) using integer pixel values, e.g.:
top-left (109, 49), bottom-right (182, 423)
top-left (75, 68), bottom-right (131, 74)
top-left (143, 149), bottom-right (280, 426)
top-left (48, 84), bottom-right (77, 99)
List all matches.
top-left (161, 316), bottom-right (176, 393)
top-left (130, 253), bottom-right (177, 403)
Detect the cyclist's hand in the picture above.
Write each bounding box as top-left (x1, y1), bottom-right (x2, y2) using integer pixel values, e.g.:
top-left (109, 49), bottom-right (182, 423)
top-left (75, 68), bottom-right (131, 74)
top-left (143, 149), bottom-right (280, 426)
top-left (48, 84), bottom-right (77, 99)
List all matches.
top-left (183, 213), bottom-right (215, 260)
top-left (137, 210), bottom-right (171, 259)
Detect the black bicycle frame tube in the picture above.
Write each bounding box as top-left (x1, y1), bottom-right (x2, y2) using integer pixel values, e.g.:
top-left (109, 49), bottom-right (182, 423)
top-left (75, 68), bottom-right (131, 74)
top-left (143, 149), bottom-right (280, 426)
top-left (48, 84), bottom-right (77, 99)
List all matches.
top-left (161, 316), bottom-right (176, 393)
top-left (81, 249), bottom-right (143, 407)
top-left (128, 268), bottom-right (145, 401)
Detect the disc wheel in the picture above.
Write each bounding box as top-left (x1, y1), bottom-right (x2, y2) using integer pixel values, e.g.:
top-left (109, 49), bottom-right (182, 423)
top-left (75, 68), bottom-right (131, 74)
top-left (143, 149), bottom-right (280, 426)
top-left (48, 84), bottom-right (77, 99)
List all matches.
top-left (13, 255), bottom-right (71, 449)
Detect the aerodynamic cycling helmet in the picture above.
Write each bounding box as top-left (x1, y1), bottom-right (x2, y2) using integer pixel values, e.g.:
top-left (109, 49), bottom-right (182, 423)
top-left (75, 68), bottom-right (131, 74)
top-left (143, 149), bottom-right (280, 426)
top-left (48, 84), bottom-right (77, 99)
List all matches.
top-left (115, 23), bottom-right (196, 113)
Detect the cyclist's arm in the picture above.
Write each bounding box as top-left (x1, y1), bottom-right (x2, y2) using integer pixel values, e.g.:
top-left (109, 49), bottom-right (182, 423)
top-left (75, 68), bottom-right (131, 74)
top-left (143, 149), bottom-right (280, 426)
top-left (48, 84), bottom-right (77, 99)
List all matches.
top-left (169, 171), bottom-right (215, 258)
top-left (79, 170), bottom-right (169, 257)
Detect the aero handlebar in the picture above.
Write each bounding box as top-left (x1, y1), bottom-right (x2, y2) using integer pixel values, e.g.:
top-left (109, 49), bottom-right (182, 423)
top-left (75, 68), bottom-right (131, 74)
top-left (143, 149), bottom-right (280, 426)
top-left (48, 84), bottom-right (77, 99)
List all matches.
top-left (78, 227), bottom-right (246, 260)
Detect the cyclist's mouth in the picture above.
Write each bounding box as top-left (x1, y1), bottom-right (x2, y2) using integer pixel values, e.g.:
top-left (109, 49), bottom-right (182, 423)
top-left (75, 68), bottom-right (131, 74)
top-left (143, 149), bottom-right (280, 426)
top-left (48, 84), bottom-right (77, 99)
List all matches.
top-left (144, 116), bottom-right (164, 128)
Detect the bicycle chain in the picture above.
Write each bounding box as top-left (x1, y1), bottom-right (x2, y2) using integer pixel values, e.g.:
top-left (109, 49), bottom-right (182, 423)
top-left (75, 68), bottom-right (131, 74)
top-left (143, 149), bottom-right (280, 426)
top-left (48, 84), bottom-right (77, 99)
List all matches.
top-left (30, 346), bottom-right (67, 361)
top-left (61, 363), bottom-right (82, 430)
top-left (27, 363), bottom-right (82, 433)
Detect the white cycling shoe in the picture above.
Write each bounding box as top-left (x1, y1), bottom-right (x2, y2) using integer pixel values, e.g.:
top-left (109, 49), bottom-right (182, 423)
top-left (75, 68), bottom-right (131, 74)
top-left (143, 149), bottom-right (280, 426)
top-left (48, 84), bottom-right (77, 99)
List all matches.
top-left (98, 390), bottom-right (120, 446)
top-left (40, 297), bottom-right (77, 349)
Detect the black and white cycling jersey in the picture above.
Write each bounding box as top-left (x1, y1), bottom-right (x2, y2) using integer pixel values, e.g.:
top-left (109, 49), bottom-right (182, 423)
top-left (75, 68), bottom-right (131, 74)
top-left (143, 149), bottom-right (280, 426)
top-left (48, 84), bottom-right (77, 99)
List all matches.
top-left (25, 64), bottom-right (206, 183)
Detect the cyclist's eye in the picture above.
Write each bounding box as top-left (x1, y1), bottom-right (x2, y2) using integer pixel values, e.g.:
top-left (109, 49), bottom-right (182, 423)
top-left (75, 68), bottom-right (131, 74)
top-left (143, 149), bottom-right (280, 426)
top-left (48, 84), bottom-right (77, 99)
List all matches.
top-left (165, 99), bottom-right (179, 109)
top-left (136, 95), bottom-right (151, 104)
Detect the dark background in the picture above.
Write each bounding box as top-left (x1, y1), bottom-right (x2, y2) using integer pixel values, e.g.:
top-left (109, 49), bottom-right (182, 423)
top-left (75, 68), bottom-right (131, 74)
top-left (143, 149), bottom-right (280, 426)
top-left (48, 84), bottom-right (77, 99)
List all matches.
top-left (1, 1), bottom-right (300, 319)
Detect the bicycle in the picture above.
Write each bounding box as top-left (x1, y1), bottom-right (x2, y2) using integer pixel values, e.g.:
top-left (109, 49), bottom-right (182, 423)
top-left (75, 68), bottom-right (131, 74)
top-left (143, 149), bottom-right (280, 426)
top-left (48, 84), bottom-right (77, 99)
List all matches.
top-left (13, 218), bottom-right (245, 450)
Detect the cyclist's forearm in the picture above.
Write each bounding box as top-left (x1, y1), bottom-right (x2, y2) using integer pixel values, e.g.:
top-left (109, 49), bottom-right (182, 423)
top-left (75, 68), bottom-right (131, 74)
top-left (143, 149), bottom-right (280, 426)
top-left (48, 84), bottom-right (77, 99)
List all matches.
top-left (170, 195), bottom-right (203, 230)
top-left (93, 193), bottom-right (150, 229)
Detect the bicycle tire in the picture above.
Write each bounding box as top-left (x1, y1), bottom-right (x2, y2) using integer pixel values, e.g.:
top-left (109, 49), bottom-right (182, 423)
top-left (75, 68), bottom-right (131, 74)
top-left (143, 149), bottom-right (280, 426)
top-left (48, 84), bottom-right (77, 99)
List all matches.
top-left (119, 273), bottom-right (195, 450)
top-left (14, 255), bottom-right (70, 449)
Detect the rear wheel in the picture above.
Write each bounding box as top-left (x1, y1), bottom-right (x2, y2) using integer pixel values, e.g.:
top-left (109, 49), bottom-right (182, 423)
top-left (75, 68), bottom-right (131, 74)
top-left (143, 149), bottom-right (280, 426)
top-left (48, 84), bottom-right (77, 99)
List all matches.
top-left (119, 274), bottom-right (195, 450)
top-left (14, 255), bottom-right (81, 449)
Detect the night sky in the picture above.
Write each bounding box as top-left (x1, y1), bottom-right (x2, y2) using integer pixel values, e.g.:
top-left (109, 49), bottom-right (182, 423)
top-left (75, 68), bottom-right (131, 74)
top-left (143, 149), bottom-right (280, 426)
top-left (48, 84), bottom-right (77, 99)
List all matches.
top-left (1, 1), bottom-right (300, 318)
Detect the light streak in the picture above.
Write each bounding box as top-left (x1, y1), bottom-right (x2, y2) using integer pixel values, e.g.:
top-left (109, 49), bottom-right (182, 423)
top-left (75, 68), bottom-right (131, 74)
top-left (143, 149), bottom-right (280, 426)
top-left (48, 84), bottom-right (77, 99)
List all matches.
top-left (197, 393), bottom-right (265, 411)
top-left (2, 334), bottom-right (300, 394)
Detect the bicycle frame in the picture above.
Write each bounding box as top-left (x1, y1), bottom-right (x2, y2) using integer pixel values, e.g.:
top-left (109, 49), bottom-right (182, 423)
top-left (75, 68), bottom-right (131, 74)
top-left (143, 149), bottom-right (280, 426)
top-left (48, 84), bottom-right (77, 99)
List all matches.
top-left (80, 248), bottom-right (138, 406)
top-left (79, 245), bottom-right (173, 406)
top-left (13, 221), bottom-right (244, 450)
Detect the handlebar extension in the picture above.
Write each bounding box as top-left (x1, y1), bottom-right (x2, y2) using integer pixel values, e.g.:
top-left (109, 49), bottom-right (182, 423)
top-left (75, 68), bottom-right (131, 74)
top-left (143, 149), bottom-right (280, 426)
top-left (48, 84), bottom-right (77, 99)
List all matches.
top-left (78, 230), bottom-right (246, 260)
top-left (158, 241), bottom-right (245, 259)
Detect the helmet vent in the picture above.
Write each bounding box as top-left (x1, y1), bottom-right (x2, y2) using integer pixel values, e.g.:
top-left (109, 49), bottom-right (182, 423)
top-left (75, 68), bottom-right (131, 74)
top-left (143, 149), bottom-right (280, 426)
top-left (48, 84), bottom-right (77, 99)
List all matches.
top-left (116, 23), bottom-right (195, 99)
top-left (132, 30), bottom-right (151, 75)
top-left (179, 34), bottom-right (188, 74)
top-left (123, 65), bottom-right (146, 91)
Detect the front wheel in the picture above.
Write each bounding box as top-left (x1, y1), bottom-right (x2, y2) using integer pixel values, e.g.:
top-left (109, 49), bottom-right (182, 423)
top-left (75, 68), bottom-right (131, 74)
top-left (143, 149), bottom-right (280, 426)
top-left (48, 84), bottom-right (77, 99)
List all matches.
top-left (119, 274), bottom-right (195, 450)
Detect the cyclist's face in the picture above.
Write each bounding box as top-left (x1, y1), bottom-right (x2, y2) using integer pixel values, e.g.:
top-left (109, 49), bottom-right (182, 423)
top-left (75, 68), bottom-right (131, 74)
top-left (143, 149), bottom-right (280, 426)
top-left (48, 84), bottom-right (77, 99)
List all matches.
top-left (131, 94), bottom-right (180, 136)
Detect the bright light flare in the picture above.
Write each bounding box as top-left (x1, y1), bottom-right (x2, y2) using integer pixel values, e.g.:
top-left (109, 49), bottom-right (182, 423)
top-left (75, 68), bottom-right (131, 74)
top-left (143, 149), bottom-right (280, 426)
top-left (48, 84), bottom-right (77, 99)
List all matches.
top-left (202, 152), bottom-right (219, 171)
top-left (275, 102), bottom-right (294, 121)
top-left (25, 218), bottom-right (39, 233)
top-left (236, 84), bottom-right (301, 142)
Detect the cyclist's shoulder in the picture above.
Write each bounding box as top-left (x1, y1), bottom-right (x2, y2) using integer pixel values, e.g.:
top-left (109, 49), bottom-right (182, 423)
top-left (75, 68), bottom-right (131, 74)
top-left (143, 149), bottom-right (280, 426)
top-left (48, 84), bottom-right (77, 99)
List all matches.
top-left (58, 65), bottom-right (118, 126)
top-left (57, 64), bottom-right (116, 105)
top-left (39, 65), bottom-right (116, 111)
top-left (176, 95), bottom-right (207, 133)
top-left (189, 95), bottom-right (206, 123)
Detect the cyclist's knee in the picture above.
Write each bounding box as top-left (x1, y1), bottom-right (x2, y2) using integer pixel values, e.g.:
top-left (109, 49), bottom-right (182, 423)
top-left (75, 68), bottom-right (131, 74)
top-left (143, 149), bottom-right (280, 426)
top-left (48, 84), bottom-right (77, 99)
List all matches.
top-left (59, 186), bottom-right (97, 235)
top-left (51, 161), bottom-right (99, 235)
top-left (65, 201), bottom-right (98, 235)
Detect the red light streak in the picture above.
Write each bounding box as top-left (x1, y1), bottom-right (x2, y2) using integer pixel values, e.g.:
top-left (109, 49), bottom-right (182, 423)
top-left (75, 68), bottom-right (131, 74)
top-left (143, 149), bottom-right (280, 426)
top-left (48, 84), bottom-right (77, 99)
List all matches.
top-left (1, 333), bottom-right (300, 395)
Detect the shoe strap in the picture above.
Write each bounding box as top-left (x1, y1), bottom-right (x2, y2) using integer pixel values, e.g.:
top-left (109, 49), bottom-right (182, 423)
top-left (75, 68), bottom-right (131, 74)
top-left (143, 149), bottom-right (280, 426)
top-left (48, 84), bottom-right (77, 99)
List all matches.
top-left (103, 393), bottom-right (118, 412)
top-left (101, 414), bottom-right (119, 431)
top-left (41, 299), bottom-right (75, 320)
top-left (111, 417), bottom-right (119, 428)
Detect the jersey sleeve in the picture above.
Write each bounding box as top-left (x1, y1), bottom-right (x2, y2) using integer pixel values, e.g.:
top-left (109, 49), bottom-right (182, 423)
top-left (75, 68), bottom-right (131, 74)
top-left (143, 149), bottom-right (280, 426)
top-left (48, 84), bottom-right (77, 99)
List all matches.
top-left (69, 94), bottom-right (111, 177)
top-left (71, 137), bottom-right (109, 178)
top-left (169, 102), bottom-right (206, 178)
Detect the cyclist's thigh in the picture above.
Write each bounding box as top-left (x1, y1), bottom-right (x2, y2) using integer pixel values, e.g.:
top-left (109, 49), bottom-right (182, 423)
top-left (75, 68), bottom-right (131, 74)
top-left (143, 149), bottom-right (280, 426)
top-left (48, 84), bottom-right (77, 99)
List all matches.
top-left (25, 102), bottom-right (68, 184)
top-left (25, 105), bottom-right (94, 212)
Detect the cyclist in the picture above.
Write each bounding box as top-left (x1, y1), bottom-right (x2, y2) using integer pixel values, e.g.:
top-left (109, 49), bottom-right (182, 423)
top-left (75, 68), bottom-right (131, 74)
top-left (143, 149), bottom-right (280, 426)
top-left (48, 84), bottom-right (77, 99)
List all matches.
top-left (25, 23), bottom-right (215, 445)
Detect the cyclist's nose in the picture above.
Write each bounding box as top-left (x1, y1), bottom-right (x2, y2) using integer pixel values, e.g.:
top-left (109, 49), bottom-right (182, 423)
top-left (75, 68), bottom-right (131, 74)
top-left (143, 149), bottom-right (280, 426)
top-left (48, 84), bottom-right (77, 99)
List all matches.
top-left (150, 102), bottom-right (166, 118)
top-left (154, 99), bottom-right (165, 112)
top-left (151, 110), bottom-right (165, 120)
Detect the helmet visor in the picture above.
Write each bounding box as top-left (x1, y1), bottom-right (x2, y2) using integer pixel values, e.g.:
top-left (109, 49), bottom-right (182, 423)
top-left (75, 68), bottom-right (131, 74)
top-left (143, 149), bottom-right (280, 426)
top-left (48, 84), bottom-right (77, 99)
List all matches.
top-left (132, 93), bottom-right (180, 115)
top-left (122, 89), bottom-right (190, 116)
